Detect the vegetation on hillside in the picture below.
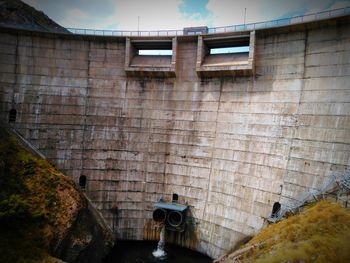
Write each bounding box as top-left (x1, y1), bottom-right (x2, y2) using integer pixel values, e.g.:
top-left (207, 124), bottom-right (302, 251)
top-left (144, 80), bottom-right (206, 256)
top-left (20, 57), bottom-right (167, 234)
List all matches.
top-left (220, 201), bottom-right (350, 263)
top-left (0, 0), bottom-right (69, 32)
top-left (0, 129), bottom-right (81, 263)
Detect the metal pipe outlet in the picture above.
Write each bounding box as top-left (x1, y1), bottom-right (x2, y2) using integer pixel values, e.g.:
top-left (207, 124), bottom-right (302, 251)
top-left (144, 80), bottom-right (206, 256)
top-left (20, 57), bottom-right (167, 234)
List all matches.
top-left (153, 208), bottom-right (167, 223)
top-left (167, 210), bottom-right (183, 227)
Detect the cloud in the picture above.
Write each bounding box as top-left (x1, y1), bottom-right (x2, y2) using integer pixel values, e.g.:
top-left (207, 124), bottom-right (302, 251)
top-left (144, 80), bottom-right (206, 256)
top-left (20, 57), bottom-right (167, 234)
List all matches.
top-left (111, 0), bottom-right (211, 30)
top-left (23, 0), bottom-right (212, 30)
top-left (79, 0), bottom-right (213, 30)
top-left (206, 0), bottom-right (350, 27)
top-left (23, 0), bottom-right (117, 29)
top-left (23, 0), bottom-right (350, 30)
top-left (179, 0), bottom-right (213, 21)
top-left (59, 8), bottom-right (88, 28)
top-left (23, 0), bottom-right (38, 7)
top-left (326, 0), bottom-right (350, 10)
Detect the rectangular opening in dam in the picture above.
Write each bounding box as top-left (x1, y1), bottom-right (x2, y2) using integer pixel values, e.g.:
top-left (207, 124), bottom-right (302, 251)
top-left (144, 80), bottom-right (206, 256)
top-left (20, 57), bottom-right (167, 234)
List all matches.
top-left (138, 49), bottom-right (172, 56)
top-left (204, 35), bottom-right (250, 54)
top-left (210, 46), bottom-right (249, 54)
top-left (132, 39), bottom-right (173, 54)
top-left (202, 35), bottom-right (250, 66)
top-left (125, 37), bottom-right (176, 77)
top-left (204, 35), bottom-right (249, 47)
top-left (196, 32), bottom-right (255, 76)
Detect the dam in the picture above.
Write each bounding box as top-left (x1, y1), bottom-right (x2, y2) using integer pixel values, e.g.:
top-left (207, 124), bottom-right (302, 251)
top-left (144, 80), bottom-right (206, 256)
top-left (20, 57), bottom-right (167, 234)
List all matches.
top-left (0, 8), bottom-right (350, 259)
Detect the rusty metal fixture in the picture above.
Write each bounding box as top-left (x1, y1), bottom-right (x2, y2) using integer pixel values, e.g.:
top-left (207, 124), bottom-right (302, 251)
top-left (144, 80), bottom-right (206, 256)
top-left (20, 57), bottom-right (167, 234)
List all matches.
top-left (110, 204), bottom-right (118, 214)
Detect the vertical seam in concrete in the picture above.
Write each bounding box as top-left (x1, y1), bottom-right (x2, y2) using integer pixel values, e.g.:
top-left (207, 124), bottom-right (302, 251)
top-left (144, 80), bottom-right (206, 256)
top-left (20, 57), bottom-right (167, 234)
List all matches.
top-left (12, 34), bottom-right (19, 104)
top-left (161, 80), bottom-right (175, 199)
top-left (81, 40), bottom-right (91, 179)
top-left (202, 79), bottom-right (223, 220)
top-left (281, 29), bottom-right (309, 202)
top-left (13, 33), bottom-right (19, 93)
top-left (142, 79), bottom-right (152, 229)
top-left (10, 33), bottom-right (20, 131)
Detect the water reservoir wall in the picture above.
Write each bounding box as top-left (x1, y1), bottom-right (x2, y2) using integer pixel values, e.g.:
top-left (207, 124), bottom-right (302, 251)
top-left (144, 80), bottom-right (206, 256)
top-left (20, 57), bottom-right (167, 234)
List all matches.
top-left (0, 16), bottom-right (349, 258)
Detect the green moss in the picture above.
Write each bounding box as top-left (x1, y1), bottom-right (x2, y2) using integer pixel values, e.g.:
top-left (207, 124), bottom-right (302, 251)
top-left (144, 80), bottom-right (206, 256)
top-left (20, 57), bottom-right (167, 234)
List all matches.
top-left (0, 129), bottom-right (76, 262)
top-left (0, 194), bottom-right (30, 221)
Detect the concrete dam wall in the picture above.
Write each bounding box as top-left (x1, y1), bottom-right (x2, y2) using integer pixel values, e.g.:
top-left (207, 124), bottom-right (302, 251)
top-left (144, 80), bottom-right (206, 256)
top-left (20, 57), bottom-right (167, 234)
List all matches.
top-left (0, 16), bottom-right (349, 258)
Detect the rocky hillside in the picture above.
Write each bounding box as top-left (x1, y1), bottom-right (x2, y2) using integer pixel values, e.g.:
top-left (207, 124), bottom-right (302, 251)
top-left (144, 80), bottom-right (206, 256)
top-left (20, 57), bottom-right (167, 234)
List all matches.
top-left (0, 0), bottom-right (68, 32)
top-left (215, 201), bottom-right (350, 263)
top-left (0, 126), bottom-right (114, 263)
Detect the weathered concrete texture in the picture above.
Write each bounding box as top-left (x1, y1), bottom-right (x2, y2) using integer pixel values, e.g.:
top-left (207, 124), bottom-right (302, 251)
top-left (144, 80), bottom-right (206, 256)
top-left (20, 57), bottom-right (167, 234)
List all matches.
top-left (0, 16), bottom-right (350, 259)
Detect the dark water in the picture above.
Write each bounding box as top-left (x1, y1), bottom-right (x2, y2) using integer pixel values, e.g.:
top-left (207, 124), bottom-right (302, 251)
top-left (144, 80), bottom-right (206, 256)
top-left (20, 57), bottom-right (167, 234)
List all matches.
top-left (103, 240), bottom-right (212, 263)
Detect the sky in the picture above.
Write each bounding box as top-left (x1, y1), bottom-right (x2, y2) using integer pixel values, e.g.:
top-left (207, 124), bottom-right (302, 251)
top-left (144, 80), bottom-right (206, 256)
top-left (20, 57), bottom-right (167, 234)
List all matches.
top-left (23, 0), bottom-right (350, 31)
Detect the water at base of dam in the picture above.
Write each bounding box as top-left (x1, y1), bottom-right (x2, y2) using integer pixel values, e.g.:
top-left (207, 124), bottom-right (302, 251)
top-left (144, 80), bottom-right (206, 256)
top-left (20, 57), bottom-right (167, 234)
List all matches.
top-left (103, 240), bottom-right (212, 263)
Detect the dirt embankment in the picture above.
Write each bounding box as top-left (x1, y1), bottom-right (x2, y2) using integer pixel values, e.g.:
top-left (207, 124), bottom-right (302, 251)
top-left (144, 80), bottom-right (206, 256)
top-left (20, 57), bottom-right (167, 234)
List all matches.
top-left (215, 201), bottom-right (350, 263)
top-left (0, 127), bottom-right (114, 263)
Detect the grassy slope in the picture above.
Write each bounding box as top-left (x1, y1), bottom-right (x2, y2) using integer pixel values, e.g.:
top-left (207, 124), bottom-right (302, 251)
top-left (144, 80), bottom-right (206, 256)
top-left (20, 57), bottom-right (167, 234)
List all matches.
top-left (0, 130), bottom-right (82, 263)
top-left (239, 201), bottom-right (350, 263)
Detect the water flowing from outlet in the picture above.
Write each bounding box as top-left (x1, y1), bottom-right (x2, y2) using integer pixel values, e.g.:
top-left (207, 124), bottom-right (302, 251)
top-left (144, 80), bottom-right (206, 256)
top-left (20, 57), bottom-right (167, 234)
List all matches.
top-left (152, 226), bottom-right (166, 259)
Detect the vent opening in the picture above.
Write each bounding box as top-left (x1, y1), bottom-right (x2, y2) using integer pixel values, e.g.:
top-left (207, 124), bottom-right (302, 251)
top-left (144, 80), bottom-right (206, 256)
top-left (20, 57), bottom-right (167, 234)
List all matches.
top-left (79, 175), bottom-right (87, 189)
top-left (8, 109), bottom-right (17, 123)
top-left (172, 193), bottom-right (179, 203)
top-left (271, 202), bottom-right (281, 218)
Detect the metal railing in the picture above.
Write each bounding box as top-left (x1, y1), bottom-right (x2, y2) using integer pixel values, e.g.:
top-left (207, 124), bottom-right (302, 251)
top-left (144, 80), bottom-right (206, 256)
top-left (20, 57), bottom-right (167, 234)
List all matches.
top-left (66, 6), bottom-right (350, 37)
top-left (268, 169), bottom-right (350, 223)
top-left (0, 120), bottom-right (47, 160)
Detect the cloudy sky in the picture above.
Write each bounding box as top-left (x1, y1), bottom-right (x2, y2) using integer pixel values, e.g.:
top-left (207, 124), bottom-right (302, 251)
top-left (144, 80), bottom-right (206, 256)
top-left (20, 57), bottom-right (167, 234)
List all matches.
top-left (23, 0), bottom-right (350, 30)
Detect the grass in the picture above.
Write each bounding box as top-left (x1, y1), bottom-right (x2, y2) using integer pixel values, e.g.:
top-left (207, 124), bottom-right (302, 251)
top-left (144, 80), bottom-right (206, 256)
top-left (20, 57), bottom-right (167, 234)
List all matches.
top-left (239, 201), bottom-right (350, 263)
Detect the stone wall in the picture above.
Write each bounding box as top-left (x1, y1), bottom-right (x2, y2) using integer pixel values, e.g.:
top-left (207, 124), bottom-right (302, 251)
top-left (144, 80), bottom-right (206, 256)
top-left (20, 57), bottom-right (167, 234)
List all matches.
top-left (0, 16), bottom-right (349, 258)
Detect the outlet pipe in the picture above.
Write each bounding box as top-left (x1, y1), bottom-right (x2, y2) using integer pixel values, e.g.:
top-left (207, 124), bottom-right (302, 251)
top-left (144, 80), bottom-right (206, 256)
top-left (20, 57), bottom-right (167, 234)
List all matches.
top-left (153, 208), bottom-right (167, 223)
